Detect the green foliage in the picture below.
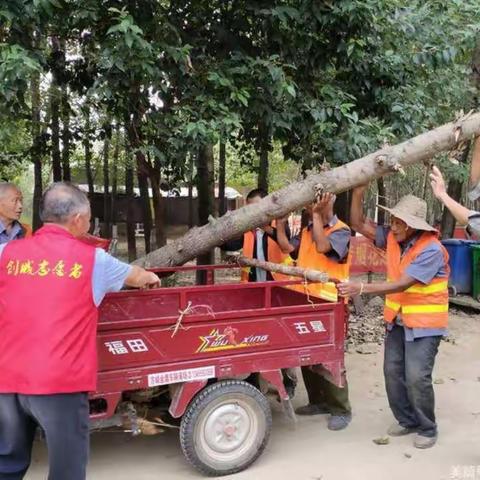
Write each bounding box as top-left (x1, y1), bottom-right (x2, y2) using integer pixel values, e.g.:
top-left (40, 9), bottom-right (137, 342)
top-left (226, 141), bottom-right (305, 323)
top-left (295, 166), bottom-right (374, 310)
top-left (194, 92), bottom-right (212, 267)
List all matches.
top-left (0, 0), bottom-right (479, 207)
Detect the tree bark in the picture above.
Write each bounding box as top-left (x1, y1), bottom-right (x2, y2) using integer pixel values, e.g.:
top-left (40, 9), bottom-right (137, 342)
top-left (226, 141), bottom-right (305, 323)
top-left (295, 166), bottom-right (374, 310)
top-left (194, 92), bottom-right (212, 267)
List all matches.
top-left (237, 256), bottom-right (330, 283)
top-left (61, 84), bottom-right (71, 181)
top-left (218, 141), bottom-right (227, 216)
top-left (84, 107), bottom-right (94, 199)
top-left (102, 122), bottom-right (112, 238)
top-left (125, 159), bottom-right (137, 262)
top-left (133, 113), bottom-right (480, 267)
top-left (31, 69), bottom-right (42, 231)
top-left (196, 144), bottom-right (215, 284)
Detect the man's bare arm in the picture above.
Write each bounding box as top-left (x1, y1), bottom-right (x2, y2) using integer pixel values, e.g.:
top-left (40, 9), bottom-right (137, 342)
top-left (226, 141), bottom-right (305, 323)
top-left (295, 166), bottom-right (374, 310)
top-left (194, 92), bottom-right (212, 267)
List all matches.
top-left (350, 185), bottom-right (377, 240)
top-left (125, 266), bottom-right (160, 288)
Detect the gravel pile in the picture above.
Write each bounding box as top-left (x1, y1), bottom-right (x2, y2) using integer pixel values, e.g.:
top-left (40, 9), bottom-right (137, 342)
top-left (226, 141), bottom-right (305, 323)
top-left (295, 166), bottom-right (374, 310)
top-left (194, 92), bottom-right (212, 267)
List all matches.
top-left (347, 297), bottom-right (385, 353)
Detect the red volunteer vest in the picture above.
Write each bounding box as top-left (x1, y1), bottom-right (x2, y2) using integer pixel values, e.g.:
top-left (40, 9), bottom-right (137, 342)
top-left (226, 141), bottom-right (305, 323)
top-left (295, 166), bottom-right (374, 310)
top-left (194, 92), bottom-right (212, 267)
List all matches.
top-left (0, 224), bottom-right (97, 394)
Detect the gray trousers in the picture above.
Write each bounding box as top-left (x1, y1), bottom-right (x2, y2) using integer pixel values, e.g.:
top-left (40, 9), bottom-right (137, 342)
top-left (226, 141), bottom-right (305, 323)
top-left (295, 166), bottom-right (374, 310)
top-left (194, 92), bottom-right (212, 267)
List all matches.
top-left (0, 393), bottom-right (89, 480)
top-left (384, 324), bottom-right (442, 438)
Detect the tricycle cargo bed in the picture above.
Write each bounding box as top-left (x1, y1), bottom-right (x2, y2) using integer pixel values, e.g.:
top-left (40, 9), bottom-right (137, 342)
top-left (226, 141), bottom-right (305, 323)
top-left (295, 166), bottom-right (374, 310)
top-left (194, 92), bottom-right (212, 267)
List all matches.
top-left (97, 282), bottom-right (346, 391)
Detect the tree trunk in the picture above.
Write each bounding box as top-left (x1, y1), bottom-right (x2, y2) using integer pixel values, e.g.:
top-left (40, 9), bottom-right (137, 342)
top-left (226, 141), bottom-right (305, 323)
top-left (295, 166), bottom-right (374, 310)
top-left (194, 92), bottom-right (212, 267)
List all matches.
top-left (376, 178), bottom-right (386, 225)
top-left (196, 144), bottom-right (215, 283)
top-left (137, 170), bottom-right (152, 253)
top-left (84, 107), bottom-right (94, 199)
top-left (125, 160), bottom-right (137, 262)
top-left (440, 143), bottom-right (471, 239)
top-left (49, 36), bottom-right (63, 182)
top-left (111, 125), bottom-right (120, 225)
top-left (133, 113), bottom-right (480, 267)
top-left (31, 69), bottom-right (43, 231)
top-left (188, 153), bottom-right (195, 228)
top-left (258, 142), bottom-right (269, 193)
top-left (149, 153), bottom-right (166, 249)
top-left (440, 179), bottom-right (463, 239)
top-left (150, 178), bottom-right (166, 249)
top-left (50, 82), bottom-right (62, 182)
top-left (61, 84), bottom-right (71, 181)
top-left (218, 141), bottom-right (227, 216)
top-left (102, 122), bottom-right (112, 238)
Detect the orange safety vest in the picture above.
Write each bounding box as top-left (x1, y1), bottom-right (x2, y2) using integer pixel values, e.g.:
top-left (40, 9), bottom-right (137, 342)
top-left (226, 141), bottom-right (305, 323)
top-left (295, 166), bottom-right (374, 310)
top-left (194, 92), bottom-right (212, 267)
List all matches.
top-left (384, 231), bottom-right (450, 328)
top-left (288, 219), bottom-right (351, 302)
top-left (241, 222), bottom-right (290, 282)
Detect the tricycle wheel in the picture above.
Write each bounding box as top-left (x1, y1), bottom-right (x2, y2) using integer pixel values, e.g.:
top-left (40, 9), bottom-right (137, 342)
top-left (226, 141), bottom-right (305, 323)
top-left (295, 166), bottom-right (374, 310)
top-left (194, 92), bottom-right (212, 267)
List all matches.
top-left (180, 380), bottom-right (272, 477)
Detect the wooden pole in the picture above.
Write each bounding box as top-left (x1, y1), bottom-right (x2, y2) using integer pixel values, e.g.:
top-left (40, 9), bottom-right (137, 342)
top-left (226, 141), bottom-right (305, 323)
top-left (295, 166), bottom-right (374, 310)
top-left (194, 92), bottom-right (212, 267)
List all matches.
top-left (236, 255), bottom-right (331, 283)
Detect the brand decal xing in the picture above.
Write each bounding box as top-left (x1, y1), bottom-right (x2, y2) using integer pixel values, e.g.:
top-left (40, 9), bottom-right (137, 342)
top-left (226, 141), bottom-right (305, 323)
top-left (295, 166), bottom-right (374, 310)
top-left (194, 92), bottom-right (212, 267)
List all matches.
top-left (196, 328), bottom-right (269, 353)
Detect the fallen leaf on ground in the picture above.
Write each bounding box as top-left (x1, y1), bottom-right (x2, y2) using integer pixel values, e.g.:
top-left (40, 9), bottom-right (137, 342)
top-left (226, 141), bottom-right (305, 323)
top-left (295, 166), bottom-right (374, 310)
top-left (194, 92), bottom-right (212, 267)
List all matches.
top-left (373, 436), bottom-right (390, 445)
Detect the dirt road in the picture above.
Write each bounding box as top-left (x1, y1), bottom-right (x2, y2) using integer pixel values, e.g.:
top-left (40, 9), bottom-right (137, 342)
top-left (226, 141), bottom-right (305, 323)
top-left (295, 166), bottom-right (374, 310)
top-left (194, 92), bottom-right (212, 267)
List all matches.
top-left (26, 311), bottom-right (480, 480)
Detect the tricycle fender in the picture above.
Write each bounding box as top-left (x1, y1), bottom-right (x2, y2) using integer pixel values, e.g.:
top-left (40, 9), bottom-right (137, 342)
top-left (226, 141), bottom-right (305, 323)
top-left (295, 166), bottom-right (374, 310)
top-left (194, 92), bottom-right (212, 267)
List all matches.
top-left (169, 380), bottom-right (208, 418)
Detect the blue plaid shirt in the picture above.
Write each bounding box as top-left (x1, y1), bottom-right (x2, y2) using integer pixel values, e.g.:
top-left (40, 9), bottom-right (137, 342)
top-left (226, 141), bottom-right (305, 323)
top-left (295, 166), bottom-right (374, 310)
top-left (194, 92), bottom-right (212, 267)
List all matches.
top-left (0, 220), bottom-right (25, 244)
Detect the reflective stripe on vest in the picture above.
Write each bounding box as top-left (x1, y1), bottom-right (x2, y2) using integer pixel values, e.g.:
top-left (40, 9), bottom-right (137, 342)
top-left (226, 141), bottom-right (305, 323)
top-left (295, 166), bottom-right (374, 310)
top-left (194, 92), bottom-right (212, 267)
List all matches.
top-left (287, 219), bottom-right (351, 302)
top-left (384, 231), bottom-right (450, 328)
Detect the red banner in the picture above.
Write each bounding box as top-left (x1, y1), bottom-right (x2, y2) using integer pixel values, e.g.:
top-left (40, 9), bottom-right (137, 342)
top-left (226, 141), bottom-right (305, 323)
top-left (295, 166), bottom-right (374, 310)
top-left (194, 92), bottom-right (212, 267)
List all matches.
top-left (350, 236), bottom-right (386, 275)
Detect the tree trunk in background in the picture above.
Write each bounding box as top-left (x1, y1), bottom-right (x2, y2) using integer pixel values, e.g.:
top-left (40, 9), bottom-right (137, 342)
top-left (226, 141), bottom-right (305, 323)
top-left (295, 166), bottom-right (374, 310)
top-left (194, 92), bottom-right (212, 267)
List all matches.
top-left (84, 107), bottom-right (94, 199)
top-left (102, 122), bottom-right (112, 238)
top-left (125, 160), bottom-right (137, 262)
top-left (150, 154), bottom-right (166, 249)
top-left (150, 176), bottom-right (166, 249)
top-left (132, 113), bottom-right (480, 267)
top-left (440, 178), bottom-right (464, 239)
top-left (125, 94), bottom-right (153, 254)
top-left (137, 170), bottom-right (152, 253)
top-left (440, 143), bottom-right (471, 239)
top-left (111, 125), bottom-right (120, 226)
top-left (376, 178), bottom-right (386, 225)
top-left (31, 68), bottom-right (43, 231)
top-left (188, 153), bottom-right (195, 228)
top-left (258, 142), bottom-right (269, 193)
top-left (50, 82), bottom-right (62, 182)
top-left (50, 36), bottom-right (62, 182)
top-left (196, 144), bottom-right (215, 283)
top-left (61, 84), bottom-right (71, 181)
top-left (218, 141), bottom-right (227, 216)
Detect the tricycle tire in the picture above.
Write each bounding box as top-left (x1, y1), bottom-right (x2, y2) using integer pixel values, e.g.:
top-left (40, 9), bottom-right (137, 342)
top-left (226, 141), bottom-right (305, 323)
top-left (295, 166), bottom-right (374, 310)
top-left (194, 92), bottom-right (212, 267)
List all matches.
top-left (180, 380), bottom-right (272, 477)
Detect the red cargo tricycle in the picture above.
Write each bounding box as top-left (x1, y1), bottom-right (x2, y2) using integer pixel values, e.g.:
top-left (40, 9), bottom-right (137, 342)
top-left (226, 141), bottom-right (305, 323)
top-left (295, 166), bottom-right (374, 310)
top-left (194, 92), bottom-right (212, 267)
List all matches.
top-left (91, 265), bottom-right (346, 476)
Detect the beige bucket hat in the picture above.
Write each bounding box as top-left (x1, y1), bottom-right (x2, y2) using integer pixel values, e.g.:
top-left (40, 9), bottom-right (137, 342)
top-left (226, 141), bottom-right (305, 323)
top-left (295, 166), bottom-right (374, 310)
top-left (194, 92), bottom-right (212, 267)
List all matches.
top-left (378, 194), bottom-right (437, 232)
